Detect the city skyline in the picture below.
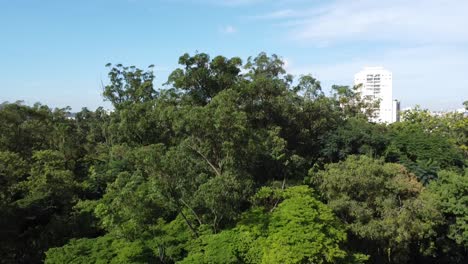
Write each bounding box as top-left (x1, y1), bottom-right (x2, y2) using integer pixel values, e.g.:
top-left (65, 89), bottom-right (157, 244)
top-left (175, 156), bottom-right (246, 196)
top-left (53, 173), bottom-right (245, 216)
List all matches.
top-left (1, 0), bottom-right (467, 111)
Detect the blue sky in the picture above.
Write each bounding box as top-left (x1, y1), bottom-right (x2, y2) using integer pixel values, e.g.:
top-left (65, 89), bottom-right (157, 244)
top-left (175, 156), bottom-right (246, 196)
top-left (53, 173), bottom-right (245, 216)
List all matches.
top-left (1, 0), bottom-right (467, 111)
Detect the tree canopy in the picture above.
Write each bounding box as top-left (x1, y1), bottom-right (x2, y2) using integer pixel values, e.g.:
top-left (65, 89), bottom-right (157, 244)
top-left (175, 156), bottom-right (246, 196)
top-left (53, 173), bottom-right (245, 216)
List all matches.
top-left (0, 52), bottom-right (466, 264)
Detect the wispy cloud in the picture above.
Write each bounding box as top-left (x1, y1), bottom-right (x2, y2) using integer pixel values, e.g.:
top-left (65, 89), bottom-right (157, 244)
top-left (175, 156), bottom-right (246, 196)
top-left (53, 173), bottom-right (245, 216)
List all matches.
top-left (251, 0), bottom-right (468, 109)
top-left (250, 6), bottom-right (330, 20)
top-left (204, 0), bottom-right (266, 6)
top-left (165, 0), bottom-right (269, 7)
top-left (252, 9), bottom-right (297, 19)
top-left (287, 46), bottom-right (468, 109)
top-left (257, 0), bottom-right (468, 45)
top-left (220, 25), bottom-right (237, 34)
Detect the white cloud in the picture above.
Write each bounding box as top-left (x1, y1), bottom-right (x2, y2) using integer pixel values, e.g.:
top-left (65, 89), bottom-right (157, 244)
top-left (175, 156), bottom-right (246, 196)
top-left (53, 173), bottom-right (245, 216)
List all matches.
top-left (252, 9), bottom-right (298, 19)
top-left (222, 0), bottom-right (262, 5)
top-left (253, 0), bottom-right (468, 109)
top-left (250, 6), bottom-right (330, 20)
top-left (220, 25), bottom-right (237, 34)
top-left (288, 46), bottom-right (468, 110)
top-left (282, 58), bottom-right (291, 70)
top-left (165, 0), bottom-right (268, 7)
top-left (204, 0), bottom-right (266, 6)
top-left (259, 0), bottom-right (468, 45)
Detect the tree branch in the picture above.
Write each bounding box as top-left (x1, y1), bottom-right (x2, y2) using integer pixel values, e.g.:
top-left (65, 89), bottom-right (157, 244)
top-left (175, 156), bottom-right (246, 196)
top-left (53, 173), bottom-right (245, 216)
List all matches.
top-left (180, 211), bottom-right (198, 238)
top-left (187, 144), bottom-right (221, 177)
top-left (180, 198), bottom-right (203, 226)
top-left (270, 174), bottom-right (287, 212)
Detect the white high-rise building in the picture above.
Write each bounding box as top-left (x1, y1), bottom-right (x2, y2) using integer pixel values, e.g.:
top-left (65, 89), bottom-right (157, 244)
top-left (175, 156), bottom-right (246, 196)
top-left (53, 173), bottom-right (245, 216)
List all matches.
top-left (354, 66), bottom-right (399, 123)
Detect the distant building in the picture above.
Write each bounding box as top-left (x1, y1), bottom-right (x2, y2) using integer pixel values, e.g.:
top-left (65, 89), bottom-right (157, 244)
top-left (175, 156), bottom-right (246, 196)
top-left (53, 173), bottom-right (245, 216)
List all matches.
top-left (354, 66), bottom-right (399, 123)
top-left (393, 99), bottom-right (401, 122)
top-left (430, 108), bottom-right (468, 117)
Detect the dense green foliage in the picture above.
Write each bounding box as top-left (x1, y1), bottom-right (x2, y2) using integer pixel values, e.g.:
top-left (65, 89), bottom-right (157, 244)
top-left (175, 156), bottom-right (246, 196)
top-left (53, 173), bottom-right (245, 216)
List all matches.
top-left (180, 186), bottom-right (368, 264)
top-left (310, 156), bottom-right (442, 263)
top-left (0, 53), bottom-right (466, 263)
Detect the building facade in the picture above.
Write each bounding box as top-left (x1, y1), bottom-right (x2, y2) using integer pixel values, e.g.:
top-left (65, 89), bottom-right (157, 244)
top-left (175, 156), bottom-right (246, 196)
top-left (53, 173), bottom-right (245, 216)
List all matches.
top-left (354, 66), bottom-right (399, 123)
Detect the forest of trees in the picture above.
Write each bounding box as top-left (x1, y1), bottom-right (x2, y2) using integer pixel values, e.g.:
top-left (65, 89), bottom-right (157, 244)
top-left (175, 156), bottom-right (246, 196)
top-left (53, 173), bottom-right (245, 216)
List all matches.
top-left (0, 53), bottom-right (467, 263)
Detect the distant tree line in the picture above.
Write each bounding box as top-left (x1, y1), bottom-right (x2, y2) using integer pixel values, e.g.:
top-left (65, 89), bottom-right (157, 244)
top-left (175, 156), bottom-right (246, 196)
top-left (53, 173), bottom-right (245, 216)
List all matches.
top-left (0, 52), bottom-right (466, 263)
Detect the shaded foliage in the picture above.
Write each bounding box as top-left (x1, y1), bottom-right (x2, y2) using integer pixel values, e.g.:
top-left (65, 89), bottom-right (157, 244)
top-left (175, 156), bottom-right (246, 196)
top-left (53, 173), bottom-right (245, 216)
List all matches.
top-left (310, 155), bottom-right (444, 263)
